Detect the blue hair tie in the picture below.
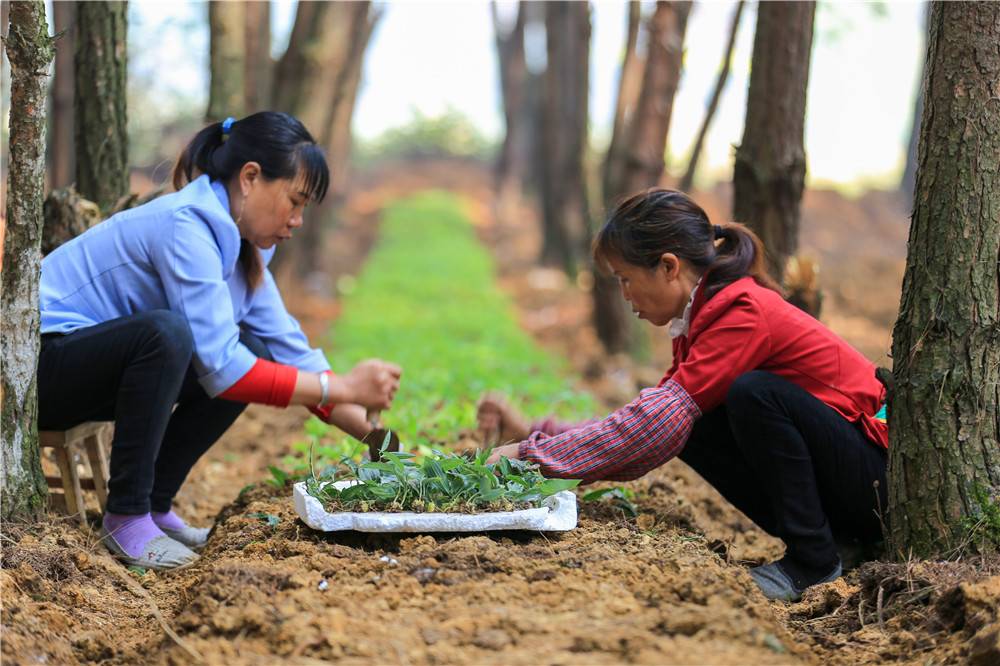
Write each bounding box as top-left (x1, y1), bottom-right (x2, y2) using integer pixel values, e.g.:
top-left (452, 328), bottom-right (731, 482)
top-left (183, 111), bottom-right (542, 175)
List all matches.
top-left (221, 116), bottom-right (235, 139)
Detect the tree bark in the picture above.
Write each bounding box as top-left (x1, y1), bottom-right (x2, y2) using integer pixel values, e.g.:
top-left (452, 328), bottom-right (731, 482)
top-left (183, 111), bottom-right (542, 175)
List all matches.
top-left (207, 0), bottom-right (246, 120)
top-left (539, 0), bottom-right (591, 275)
top-left (732, 1), bottom-right (815, 285)
top-left (618, 1), bottom-right (691, 197)
top-left (593, 1), bottom-right (691, 354)
top-left (270, 1), bottom-right (377, 282)
top-left (49, 0), bottom-right (75, 190)
top-left (492, 1), bottom-right (529, 225)
top-left (2, 0), bottom-right (55, 521)
top-left (75, 0), bottom-right (128, 215)
top-left (887, 1), bottom-right (1000, 559)
top-left (680, 0), bottom-right (745, 193)
top-left (593, 1), bottom-right (643, 356)
top-left (243, 0), bottom-right (272, 113)
top-left (602, 0), bottom-right (643, 210)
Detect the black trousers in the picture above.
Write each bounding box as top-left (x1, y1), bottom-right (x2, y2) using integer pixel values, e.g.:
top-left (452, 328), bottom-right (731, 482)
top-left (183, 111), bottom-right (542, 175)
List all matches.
top-left (38, 310), bottom-right (271, 515)
top-left (678, 371), bottom-right (888, 570)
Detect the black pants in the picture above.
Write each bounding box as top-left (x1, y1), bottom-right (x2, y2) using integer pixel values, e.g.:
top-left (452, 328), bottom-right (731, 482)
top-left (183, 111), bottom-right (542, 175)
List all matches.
top-left (38, 310), bottom-right (271, 515)
top-left (678, 371), bottom-right (888, 571)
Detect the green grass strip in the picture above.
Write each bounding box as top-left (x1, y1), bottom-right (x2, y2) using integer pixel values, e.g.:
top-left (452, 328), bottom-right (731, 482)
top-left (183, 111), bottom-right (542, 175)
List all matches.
top-left (283, 190), bottom-right (597, 471)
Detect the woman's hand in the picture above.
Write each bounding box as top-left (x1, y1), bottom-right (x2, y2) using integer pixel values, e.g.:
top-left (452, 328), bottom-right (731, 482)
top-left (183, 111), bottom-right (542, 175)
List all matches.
top-left (477, 392), bottom-right (530, 445)
top-left (325, 403), bottom-right (372, 440)
top-left (486, 442), bottom-right (522, 465)
top-left (341, 359), bottom-right (401, 410)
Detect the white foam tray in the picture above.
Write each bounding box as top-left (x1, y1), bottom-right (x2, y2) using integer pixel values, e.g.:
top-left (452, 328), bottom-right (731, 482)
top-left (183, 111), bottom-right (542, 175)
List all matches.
top-left (293, 480), bottom-right (577, 532)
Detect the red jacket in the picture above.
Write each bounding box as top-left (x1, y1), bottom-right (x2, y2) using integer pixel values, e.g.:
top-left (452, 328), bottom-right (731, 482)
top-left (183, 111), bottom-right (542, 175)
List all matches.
top-left (665, 276), bottom-right (887, 449)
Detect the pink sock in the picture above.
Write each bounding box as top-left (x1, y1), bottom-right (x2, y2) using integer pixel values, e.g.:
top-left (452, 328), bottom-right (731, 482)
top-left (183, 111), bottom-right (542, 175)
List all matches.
top-left (151, 509), bottom-right (188, 531)
top-left (102, 513), bottom-right (165, 558)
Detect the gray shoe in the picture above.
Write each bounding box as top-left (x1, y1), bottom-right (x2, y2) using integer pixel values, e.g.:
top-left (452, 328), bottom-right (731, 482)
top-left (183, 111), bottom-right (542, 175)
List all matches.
top-left (100, 528), bottom-right (199, 570)
top-left (161, 525), bottom-right (211, 550)
top-left (750, 560), bottom-right (842, 602)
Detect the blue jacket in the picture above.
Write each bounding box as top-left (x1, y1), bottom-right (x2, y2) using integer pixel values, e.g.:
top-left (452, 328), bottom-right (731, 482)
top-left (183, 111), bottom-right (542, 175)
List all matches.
top-left (40, 175), bottom-right (330, 397)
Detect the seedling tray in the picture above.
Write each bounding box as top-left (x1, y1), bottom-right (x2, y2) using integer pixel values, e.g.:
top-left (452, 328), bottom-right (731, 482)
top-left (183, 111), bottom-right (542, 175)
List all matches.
top-left (293, 480), bottom-right (577, 533)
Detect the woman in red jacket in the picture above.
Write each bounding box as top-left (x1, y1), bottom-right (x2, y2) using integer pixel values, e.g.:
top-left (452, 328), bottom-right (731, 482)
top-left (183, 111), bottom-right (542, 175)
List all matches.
top-left (480, 189), bottom-right (888, 602)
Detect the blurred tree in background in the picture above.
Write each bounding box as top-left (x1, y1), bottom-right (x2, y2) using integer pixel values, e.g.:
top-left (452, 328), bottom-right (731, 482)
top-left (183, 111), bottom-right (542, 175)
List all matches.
top-left (732, 0), bottom-right (815, 286)
top-left (74, 1), bottom-right (129, 215)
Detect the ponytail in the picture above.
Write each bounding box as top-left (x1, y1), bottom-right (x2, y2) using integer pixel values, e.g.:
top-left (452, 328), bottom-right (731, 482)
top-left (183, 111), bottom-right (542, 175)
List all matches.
top-left (706, 222), bottom-right (780, 297)
top-left (172, 112), bottom-right (330, 290)
top-left (593, 188), bottom-right (781, 298)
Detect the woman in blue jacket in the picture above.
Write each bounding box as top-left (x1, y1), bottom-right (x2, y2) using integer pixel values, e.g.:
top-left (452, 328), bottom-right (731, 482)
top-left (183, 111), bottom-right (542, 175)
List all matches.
top-left (39, 112), bottom-right (400, 569)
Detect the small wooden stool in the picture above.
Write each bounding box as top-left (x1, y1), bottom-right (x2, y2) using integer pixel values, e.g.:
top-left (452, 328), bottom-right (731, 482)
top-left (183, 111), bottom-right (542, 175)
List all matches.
top-left (40, 422), bottom-right (113, 525)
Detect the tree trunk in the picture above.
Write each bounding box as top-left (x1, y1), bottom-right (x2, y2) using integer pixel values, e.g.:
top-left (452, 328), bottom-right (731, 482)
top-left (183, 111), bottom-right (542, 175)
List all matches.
top-left (49, 0), bottom-right (75, 190)
top-left (732, 1), bottom-right (815, 285)
top-left (593, 1), bottom-right (691, 354)
top-left (270, 1), bottom-right (377, 282)
top-left (618, 0), bottom-right (691, 197)
top-left (539, 0), bottom-right (590, 275)
top-left (75, 0), bottom-right (128, 215)
top-left (2, 0), bottom-right (55, 521)
top-left (492, 1), bottom-right (528, 225)
top-left (680, 0), bottom-right (745, 193)
top-left (243, 0), bottom-right (271, 113)
top-left (207, 0), bottom-right (246, 120)
top-left (593, 0), bottom-right (643, 356)
top-left (887, 1), bottom-right (1000, 559)
top-left (602, 0), bottom-right (642, 210)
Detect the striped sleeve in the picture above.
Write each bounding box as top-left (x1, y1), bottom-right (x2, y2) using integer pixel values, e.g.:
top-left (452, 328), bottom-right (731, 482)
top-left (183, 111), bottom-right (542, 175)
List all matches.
top-left (517, 380), bottom-right (701, 482)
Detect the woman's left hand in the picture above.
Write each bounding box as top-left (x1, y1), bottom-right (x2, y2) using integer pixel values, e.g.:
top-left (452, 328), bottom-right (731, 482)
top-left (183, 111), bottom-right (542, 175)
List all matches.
top-left (486, 442), bottom-right (522, 465)
top-left (325, 403), bottom-right (372, 441)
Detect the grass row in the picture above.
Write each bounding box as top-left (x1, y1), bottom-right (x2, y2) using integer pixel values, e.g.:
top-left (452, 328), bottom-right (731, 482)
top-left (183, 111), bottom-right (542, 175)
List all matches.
top-left (280, 190), bottom-right (597, 474)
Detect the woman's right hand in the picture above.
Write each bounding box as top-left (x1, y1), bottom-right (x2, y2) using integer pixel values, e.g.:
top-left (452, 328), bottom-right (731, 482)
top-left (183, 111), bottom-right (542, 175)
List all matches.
top-left (343, 359), bottom-right (401, 410)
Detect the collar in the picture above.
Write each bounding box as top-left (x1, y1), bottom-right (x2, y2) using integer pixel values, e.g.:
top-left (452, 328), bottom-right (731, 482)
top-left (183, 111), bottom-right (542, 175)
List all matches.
top-left (209, 178), bottom-right (232, 216)
top-left (667, 276), bottom-right (703, 339)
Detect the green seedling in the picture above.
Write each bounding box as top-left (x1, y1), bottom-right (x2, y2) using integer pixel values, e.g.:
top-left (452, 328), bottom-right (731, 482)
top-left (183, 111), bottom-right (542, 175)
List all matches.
top-left (582, 486), bottom-right (639, 517)
top-left (265, 465), bottom-right (289, 488)
top-left (306, 448), bottom-right (580, 514)
top-left (247, 512), bottom-right (281, 527)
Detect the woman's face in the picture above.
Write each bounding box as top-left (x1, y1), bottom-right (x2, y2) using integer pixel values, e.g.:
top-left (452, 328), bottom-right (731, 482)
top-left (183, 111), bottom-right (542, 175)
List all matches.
top-left (231, 163), bottom-right (310, 249)
top-left (606, 253), bottom-right (694, 327)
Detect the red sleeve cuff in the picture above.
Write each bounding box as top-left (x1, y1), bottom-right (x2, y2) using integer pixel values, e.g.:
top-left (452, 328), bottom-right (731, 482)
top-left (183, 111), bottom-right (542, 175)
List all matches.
top-left (219, 359), bottom-right (298, 407)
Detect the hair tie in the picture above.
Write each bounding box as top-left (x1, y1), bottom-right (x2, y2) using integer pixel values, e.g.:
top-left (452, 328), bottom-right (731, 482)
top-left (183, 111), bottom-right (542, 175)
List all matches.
top-left (221, 116), bottom-right (236, 141)
top-left (713, 224), bottom-right (725, 239)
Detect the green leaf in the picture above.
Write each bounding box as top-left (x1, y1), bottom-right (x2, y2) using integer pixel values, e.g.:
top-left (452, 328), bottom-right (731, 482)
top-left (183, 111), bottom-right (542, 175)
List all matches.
top-left (537, 478), bottom-right (581, 497)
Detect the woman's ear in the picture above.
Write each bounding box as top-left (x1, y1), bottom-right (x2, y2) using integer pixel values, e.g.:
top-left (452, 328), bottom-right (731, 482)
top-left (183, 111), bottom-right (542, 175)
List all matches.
top-left (239, 161), bottom-right (262, 196)
top-left (660, 252), bottom-right (680, 280)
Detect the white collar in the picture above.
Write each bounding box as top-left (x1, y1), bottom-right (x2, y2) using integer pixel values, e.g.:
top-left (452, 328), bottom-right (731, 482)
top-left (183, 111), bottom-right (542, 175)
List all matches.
top-left (667, 277), bottom-right (703, 339)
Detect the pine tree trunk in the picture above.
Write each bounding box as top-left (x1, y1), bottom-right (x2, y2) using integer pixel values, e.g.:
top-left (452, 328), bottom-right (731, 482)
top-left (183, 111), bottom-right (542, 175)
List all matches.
top-left (75, 0), bottom-right (128, 214)
top-left (270, 1), bottom-right (376, 282)
top-left (602, 0), bottom-right (642, 210)
top-left (593, 0), bottom-right (643, 356)
top-left (732, 1), bottom-right (815, 285)
top-left (492, 1), bottom-right (528, 226)
top-left (593, 1), bottom-right (691, 354)
top-left (49, 0), bottom-right (75, 190)
top-left (243, 0), bottom-right (272, 113)
top-left (680, 0), bottom-right (744, 193)
top-left (539, 0), bottom-right (590, 275)
top-left (887, 1), bottom-right (1000, 559)
top-left (207, 0), bottom-right (246, 120)
top-left (618, 0), bottom-right (691, 196)
top-left (2, 0), bottom-right (55, 521)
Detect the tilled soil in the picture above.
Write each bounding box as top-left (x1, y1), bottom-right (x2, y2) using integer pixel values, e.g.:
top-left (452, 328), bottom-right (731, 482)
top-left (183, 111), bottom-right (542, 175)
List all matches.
top-left (3, 164), bottom-right (997, 665)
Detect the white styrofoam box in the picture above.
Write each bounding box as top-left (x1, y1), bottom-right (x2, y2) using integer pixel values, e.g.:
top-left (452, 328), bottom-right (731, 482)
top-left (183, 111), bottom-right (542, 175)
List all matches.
top-left (293, 480), bottom-right (577, 533)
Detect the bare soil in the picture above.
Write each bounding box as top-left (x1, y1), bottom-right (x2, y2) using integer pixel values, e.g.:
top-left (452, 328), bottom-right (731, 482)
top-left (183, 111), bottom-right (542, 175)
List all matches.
top-left (3, 160), bottom-right (997, 666)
